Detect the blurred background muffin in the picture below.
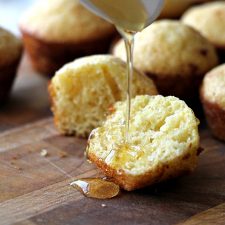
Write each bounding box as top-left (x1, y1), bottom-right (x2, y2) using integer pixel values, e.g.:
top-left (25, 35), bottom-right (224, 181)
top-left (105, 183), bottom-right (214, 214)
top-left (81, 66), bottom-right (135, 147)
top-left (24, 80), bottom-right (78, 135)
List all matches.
top-left (113, 20), bottom-right (218, 100)
top-left (49, 55), bottom-right (158, 137)
top-left (0, 27), bottom-right (23, 105)
top-left (19, 0), bottom-right (116, 77)
top-left (201, 64), bottom-right (225, 141)
top-left (159, 0), bottom-right (195, 18)
top-left (159, 0), bottom-right (211, 19)
top-left (182, 1), bottom-right (225, 62)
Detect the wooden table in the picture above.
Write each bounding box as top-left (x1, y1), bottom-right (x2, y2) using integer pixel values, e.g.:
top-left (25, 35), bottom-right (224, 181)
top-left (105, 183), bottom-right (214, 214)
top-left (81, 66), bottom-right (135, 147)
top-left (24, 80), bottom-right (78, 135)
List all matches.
top-left (0, 55), bottom-right (225, 225)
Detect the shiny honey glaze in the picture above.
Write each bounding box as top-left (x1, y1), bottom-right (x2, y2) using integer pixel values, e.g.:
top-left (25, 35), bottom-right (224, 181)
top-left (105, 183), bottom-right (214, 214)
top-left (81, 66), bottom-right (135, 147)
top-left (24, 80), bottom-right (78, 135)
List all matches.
top-left (70, 178), bottom-right (120, 199)
top-left (104, 142), bottom-right (144, 170)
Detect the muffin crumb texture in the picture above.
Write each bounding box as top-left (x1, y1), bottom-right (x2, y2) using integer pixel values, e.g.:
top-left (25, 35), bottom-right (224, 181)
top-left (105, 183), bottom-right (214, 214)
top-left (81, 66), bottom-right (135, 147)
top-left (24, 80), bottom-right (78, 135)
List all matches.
top-left (49, 55), bottom-right (158, 137)
top-left (87, 95), bottom-right (200, 191)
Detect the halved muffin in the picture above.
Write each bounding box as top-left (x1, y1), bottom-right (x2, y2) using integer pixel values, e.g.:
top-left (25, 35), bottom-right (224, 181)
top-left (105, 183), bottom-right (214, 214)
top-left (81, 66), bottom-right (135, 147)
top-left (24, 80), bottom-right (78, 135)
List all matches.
top-left (87, 95), bottom-right (200, 191)
top-left (49, 55), bottom-right (158, 137)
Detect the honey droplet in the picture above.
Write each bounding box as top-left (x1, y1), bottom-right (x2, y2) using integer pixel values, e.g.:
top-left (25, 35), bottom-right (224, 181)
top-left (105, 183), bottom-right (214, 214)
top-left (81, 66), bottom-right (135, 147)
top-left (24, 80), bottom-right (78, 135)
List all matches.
top-left (70, 178), bottom-right (120, 199)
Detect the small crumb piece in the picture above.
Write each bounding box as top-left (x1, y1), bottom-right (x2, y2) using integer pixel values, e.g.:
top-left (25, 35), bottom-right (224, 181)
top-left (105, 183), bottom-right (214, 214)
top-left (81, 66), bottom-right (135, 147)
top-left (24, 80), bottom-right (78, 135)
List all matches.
top-left (40, 149), bottom-right (48, 157)
top-left (12, 155), bottom-right (20, 160)
top-left (59, 151), bottom-right (68, 158)
top-left (101, 204), bottom-right (106, 207)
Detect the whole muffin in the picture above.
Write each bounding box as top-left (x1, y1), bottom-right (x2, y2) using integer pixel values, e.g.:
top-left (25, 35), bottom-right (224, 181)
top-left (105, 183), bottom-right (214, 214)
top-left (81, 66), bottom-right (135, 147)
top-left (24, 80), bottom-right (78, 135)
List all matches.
top-left (182, 1), bottom-right (225, 61)
top-left (113, 20), bottom-right (218, 98)
top-left (0, 27), bottom-right (22, 104)
top-left (201, 64), bottom-right (225, 141)
top-left (19, 0), bottom-right (116, 76)
top-left (49, 55), bottom-right (158, 137)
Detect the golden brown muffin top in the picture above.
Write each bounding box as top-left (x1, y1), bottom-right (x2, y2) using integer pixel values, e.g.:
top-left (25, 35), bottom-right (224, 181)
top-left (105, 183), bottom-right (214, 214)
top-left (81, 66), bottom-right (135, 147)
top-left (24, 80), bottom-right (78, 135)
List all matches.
top-left (19, 0), bottom-right (115, 43)
top-left (0, 27), bottom-right (22, 67)
top-left (182, 1), bottom-right (225, 48)
top-left (113, 20), bottom-right (218, 77)
top-left (202, 64), bottom-right (225, 109)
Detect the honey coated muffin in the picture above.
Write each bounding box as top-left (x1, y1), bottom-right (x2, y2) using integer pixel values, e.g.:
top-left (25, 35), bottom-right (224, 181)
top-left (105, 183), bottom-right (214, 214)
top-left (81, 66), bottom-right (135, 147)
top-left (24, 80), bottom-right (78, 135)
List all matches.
top-left (201, 64), bottom-right (225, 141)
top-left (87, 95), bottom-right (200, 191)
top-left (182, 1), bottom-right (225, 61)
top-left (19, 0), bottom-right (116, 76)
top-left (0, 27), bottom-right (22, 104)
top-left (113, 20), bottom-right (218, 98)
top-left (49, 55), bottom-right (158, 137)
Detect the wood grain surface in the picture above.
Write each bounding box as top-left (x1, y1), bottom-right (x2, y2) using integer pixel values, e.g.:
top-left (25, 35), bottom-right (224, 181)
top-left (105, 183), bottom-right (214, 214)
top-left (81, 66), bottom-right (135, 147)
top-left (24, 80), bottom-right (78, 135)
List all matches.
top-left (178, 203), bottom-right (225, 225)
top-left (0, 118), bottom-right (225, 225)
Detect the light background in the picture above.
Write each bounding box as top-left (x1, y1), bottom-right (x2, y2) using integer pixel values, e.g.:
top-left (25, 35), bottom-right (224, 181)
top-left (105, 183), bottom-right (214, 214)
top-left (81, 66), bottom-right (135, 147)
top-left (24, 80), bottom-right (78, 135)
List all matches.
top-left (0, 0), bottom-right (35, 35)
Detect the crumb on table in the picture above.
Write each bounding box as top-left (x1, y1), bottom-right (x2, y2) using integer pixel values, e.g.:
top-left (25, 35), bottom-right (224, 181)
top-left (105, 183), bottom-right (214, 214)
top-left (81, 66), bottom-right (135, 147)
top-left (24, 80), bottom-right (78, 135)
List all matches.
top-left (40, 149), bottom-right (48, 157)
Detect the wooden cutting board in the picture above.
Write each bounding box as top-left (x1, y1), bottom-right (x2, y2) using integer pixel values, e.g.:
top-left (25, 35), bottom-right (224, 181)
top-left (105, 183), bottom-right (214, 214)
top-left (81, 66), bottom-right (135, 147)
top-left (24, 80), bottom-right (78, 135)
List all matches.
top-left (0, 118), bottom-right (225, 225)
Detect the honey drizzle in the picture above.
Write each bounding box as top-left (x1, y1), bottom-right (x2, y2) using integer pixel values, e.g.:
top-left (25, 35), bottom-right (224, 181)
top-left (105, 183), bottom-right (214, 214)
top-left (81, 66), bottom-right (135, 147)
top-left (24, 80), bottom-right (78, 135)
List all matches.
top-left (70, 178), bottom-right (120, 199)
top-left (121, 29), bottom-right (135, 143)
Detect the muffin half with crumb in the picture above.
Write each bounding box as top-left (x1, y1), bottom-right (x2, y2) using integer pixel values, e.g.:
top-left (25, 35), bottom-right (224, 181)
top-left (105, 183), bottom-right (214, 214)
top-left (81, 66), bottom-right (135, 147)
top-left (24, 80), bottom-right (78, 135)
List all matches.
top-left (49, 55), bottom-right (158, 137)
top-left (87, 95), bottom-right (200, 191)
top-left (201, 64), bottom-right (225, 141)
top-left (19, 0), bottom-right (116, 76)
top-left (113, 20), bottom-right (218, 99)
top-left (0, 27), bottom-right (22, 104)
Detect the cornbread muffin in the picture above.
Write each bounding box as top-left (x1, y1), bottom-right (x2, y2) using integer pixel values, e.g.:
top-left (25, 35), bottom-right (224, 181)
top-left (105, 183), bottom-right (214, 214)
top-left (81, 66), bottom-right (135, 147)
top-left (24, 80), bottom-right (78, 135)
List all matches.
top-left (113, 20), bottom-right (218, 98)
top-left (201, 64), bottom-right (225, 141)
top-left (182, 2), bottom-right (225, 61)
top-left (159, 0), bottom-right (195, 18)
top-left (49, 55), bottom-right (158, 137)
top-left (19, 0), bottom-right (116, 76)
top-left (0, 27), bottom-right (22, 104)
top-left (87, 95), bottom-right (200, 191)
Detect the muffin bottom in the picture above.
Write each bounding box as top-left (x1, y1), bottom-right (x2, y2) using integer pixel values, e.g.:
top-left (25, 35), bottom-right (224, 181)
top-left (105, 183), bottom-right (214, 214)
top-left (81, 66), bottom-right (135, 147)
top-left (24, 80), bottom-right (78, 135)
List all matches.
top-left (201, 94), bottom-right (225, 141)
top-left (21, 31), bottom-right (116, 77)
top-left (0, 58), bottom-right (21, 105)
top-left (146, 72), bottom-right (203, 98)
top-left (217, 47), bottom-right (225, 64)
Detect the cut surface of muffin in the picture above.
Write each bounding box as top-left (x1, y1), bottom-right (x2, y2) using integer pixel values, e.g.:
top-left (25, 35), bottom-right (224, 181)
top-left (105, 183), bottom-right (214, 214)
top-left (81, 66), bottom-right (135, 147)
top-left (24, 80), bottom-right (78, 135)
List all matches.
top-left (87, 95), bottom-right (200, 191)
top-left (113, 20), bottom-right (218, 98)
top-left (201, 64), bottom-right (225, 141)
top-left (49, 55), bottom-right (158, 137)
